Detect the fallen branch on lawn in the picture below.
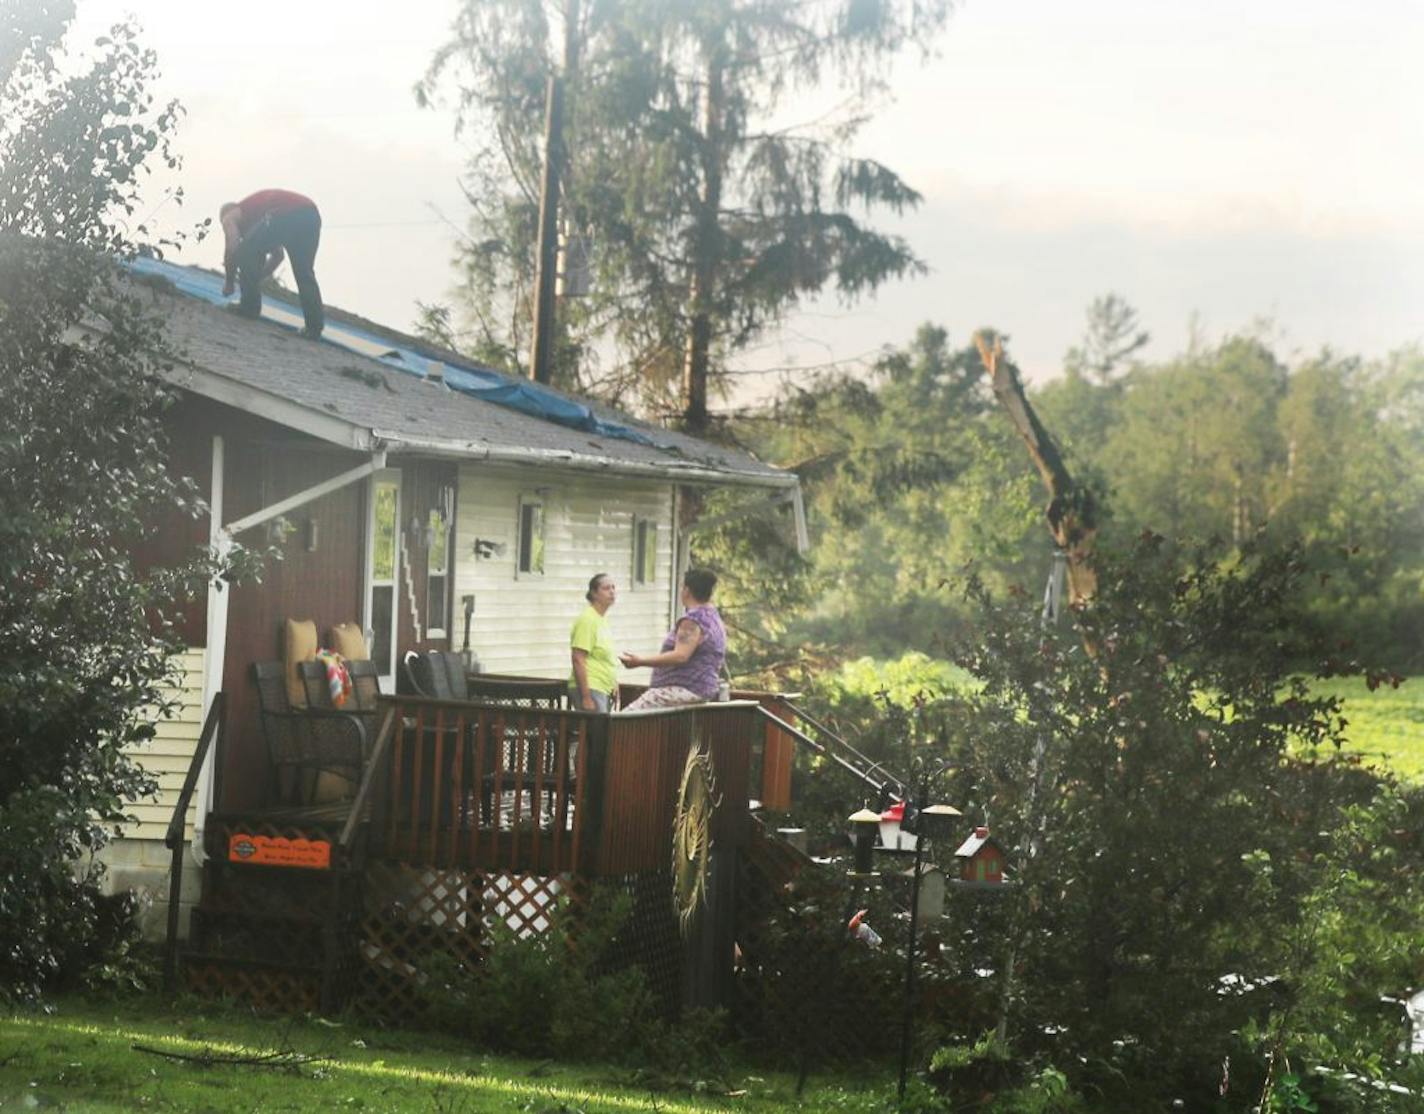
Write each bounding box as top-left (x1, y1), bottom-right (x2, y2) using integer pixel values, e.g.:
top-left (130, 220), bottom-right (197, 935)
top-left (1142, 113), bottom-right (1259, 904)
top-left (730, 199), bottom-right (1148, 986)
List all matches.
top-left (131, 1043), bottom-right (331, 1071)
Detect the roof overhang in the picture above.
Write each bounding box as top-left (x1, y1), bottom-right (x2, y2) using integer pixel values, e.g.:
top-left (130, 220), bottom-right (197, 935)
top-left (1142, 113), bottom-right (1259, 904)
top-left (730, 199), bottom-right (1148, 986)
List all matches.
top-left (161, 357), bottom-right (377, 452)
top-left (162, 359), bottom-right (798, 491)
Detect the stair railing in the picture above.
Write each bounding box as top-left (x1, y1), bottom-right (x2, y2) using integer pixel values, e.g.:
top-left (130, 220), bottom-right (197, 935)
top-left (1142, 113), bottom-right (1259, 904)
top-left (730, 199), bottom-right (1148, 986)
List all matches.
top-left (338, 704), bottom-right (398, 861)
top-left (162, 691), bottom-right (226, 993)
top-left (782, 698), bottom-right (910, 797)
top-left (756, 700), bottom-right (908, 803)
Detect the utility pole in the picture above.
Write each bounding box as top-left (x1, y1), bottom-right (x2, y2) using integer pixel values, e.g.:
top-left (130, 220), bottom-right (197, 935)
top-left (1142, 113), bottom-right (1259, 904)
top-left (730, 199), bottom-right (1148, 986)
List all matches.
top-left (680, 45), bottom-right (725, 433)
top-left (529, 0), bottom-right (579, 385)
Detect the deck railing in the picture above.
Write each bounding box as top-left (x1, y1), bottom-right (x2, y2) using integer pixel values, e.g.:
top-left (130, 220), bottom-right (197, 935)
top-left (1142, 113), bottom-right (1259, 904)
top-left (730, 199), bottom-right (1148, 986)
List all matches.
top-left (368, 696), bottom-right (600, 874)
top-left (366, 696), bottom-right (766, 875)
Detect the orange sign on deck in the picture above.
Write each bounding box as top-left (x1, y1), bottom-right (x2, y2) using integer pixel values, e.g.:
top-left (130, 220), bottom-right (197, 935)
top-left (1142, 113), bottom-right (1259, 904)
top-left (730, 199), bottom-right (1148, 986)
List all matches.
top-left (227, 833), bottom-right (331, 870)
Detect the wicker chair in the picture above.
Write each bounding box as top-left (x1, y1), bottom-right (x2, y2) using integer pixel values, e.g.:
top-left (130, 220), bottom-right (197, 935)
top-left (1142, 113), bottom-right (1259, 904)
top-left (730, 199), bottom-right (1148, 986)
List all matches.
top-left (252, 661), bottom-right (369, 805)
top-left (303, 656), bottom-right (384, 757)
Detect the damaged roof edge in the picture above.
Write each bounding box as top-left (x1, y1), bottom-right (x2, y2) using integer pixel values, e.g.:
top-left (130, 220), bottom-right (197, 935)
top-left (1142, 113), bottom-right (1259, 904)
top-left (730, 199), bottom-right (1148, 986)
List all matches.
top-left (161, 359), bottom-right (798, 490)
top-left (160, 357), bottom-right (378, 451)
top-left (370, 428), bottom-right (800, 489)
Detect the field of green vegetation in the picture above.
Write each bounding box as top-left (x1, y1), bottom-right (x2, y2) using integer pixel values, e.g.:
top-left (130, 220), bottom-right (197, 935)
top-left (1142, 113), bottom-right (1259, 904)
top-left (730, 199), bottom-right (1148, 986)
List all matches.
top-left (0, 998), bottom-right (889, 1114)
top-left (1317, 676), bottom-right (1424, 782)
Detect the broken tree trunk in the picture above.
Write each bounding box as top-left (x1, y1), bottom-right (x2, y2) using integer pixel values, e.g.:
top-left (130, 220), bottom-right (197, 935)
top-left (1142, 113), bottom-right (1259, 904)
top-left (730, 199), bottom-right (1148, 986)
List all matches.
top-left (975, 332), bottom-right (1098, 607)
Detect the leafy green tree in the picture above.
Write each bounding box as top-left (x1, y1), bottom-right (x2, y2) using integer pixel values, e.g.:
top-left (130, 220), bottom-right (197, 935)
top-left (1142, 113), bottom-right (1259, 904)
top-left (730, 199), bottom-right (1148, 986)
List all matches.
top-left (697, 324), bottom-right (1045, 680)
top-left (940, 534), bottom-right (1423, 1107)
top-left (421, 0), bottom-right (950, 429)
top-left (0, 7), bottom-right (207, 1001)
top-left (1101, 335), bottom-right (1287, 546)
top-left (1034, 293), bottom-right (1146, 492)
top-left (1053, 330), bottom-right (1424, 667)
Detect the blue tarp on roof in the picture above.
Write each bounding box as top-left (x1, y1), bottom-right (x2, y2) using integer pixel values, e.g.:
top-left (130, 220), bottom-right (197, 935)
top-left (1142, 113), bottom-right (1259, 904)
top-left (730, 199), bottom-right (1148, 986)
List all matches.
top-left (126, 255), bottom-right (659, 447)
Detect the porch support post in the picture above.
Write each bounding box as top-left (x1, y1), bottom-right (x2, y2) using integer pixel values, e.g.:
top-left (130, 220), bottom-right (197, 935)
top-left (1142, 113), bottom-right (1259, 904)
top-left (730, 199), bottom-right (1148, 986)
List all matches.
top-left (191, 434), bottom-right (227, 866)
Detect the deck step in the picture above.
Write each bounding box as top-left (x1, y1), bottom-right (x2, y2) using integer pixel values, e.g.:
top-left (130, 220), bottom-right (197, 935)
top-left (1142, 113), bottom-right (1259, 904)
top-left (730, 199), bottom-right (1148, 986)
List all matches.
top-left (190, 907), bottom-right (352, 968)
top-left (180, 952), bottom-right (331, 1013)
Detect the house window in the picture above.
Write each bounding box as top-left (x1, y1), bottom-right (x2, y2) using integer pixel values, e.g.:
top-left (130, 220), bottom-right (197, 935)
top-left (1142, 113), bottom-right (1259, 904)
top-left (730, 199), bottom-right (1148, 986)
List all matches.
top-left (427, 507), bottom-right (449, 638)
top-left (366, 474), bottom-right (401, 687)
top-left (633, 518), bottom-right (658, 585)
top-left (517, 498), bottom-right (545, 576)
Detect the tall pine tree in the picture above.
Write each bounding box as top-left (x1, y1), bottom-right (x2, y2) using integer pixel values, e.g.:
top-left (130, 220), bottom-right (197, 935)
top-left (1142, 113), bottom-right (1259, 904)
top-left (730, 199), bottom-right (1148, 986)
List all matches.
top-left (420, 0), bottom-right (950, 431)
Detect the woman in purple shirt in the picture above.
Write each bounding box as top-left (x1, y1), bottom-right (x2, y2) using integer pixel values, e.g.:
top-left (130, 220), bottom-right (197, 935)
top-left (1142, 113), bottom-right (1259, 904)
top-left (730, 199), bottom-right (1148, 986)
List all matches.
top-left (619, 568), bottom-right (726, 710)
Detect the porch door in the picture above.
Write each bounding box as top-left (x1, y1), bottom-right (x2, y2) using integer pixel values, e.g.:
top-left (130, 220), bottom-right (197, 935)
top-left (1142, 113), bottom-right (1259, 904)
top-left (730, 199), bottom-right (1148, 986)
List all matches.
top-left (364, 470), bottom-right (401, 691)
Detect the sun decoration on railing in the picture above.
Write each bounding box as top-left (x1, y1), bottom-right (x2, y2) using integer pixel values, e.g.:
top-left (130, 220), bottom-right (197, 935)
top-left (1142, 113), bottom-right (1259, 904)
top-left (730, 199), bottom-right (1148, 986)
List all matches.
top-left (672, 737), bottom-right (720, 937)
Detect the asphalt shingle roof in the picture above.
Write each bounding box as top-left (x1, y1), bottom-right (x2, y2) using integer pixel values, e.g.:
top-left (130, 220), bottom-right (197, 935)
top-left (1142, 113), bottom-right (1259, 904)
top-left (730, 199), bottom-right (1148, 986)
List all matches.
top-left (139, 268), bottom-right (791, 487)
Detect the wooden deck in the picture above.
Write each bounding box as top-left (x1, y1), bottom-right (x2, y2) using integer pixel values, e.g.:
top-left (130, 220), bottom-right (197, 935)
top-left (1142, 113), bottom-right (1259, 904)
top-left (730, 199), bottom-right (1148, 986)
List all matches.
top-left (174, 686), bottom-right (799, 1016)
top-left (362, 696), bottom-right (765, 875)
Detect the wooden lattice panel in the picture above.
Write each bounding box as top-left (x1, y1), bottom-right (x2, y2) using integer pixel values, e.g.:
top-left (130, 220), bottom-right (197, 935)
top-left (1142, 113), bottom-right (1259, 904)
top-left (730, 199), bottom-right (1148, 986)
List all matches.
top-left (353, 864), bottom-right (575, 1021)
top-left (356, 863), bottom-right (486, 1021)
top-left (182, 958), bottom-right (321, 1013)
top-left (597, 871), bottom-right (683, 1017)
top-left (484, 870), bottom-right (564, 938)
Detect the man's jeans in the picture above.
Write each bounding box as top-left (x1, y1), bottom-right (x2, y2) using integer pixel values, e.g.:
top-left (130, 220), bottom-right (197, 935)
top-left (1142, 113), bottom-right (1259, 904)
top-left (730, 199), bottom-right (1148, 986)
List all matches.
top-left (236, 205), bottom-right (324, 337)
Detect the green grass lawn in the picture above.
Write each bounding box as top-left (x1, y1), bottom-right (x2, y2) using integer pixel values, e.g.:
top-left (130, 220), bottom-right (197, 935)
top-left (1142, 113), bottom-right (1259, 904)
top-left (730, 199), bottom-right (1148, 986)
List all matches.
top-left (1313, 675), bottom-right (1424, 782)
top-left (0, 996), bottom-right (890, 1113)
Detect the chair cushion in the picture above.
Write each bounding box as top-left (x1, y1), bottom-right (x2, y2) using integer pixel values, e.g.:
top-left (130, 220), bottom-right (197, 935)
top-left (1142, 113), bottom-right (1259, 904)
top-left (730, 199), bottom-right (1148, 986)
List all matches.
top-left (434, 651), bottom-right (470, 701)
top-left (404, 651), bottom-right (436, 698)
top-left (284, 618), bottom-right (319, 706)
top-left (329, 622), bottom-right (368, 662)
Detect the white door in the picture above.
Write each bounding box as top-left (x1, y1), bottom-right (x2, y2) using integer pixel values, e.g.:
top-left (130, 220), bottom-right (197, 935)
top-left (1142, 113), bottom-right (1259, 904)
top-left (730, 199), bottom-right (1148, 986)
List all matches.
top-left (363, 470), bottom-right (401, 691)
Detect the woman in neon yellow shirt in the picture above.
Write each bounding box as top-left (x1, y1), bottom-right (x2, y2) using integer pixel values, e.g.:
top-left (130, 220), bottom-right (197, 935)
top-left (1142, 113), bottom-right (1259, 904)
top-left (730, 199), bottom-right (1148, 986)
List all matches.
top-left (569, 573), bottom-right (618, 711)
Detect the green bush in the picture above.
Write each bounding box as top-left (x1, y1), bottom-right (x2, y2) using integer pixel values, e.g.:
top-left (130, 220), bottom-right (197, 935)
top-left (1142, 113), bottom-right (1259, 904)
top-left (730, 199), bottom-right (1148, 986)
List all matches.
top-left (426, 887), bottom-right (658, 1062)
top-left (0, 11), bottom-right (217, 1003)
top-left (941, 534), bottom-right (1424, 1108)
top-left (424, 884), bottom-right (736, 1085)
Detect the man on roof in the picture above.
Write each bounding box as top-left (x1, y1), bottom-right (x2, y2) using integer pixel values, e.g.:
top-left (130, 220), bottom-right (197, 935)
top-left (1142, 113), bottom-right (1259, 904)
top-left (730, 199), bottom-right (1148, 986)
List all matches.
top-left (220, 189), bottom-right (324, 339)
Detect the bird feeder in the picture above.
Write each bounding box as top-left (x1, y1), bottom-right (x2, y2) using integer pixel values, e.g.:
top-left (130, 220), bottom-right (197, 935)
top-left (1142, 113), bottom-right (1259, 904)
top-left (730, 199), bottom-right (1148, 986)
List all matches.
top-left (918, 802), bottom-right (964, 841)
top-left (878, 799), bottom-right (916, 853)
top-left (848, 807), bottom-right (881, 877)
top-left (902, 862), bottom-right (947, 920)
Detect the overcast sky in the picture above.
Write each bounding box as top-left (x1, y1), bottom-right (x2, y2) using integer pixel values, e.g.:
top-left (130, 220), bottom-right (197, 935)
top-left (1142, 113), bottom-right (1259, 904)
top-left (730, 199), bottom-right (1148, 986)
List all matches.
top-left (77, 0), bottom-right (1424, 398)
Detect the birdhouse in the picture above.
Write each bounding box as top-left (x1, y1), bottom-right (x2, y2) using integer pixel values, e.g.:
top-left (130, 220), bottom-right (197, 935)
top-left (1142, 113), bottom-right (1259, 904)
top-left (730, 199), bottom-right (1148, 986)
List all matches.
top-left (879, 799), bottom-right (917, 852)
top-left (954, 826), bottom-right (1007, 886)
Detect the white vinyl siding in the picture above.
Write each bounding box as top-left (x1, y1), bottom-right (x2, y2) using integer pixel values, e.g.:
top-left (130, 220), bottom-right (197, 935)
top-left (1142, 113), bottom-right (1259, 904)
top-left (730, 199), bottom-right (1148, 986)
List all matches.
top-left (121, 648), bottom-right (206, 841)
top-left (453, 465), bottom-right (675, 678)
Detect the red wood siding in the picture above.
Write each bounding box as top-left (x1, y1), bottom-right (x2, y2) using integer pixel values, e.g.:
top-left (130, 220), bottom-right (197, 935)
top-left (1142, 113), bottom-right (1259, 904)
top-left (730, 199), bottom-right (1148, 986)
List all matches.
top-left (218, 433), bottom-right (367, 809)
top-left (133, 396), bottom-right (224, 646)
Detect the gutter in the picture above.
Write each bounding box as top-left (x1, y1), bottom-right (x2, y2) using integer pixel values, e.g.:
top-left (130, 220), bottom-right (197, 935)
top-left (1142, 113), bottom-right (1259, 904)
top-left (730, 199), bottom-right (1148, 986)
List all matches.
top-left (369, 428), bottom-right (800, 491)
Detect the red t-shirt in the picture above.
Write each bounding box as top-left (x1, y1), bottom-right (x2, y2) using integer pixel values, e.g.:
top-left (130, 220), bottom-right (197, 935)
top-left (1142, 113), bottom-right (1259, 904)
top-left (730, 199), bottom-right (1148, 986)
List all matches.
top-left (234, 189), bottom-right (316, 234)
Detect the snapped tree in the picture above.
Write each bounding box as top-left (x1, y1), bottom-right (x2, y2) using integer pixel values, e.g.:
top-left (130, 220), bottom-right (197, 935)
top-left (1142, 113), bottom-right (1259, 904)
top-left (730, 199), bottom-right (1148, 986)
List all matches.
top-left (0, 6), bottom-right (209, 1000)
top-left (420, 0), bottom-right (950, 431)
